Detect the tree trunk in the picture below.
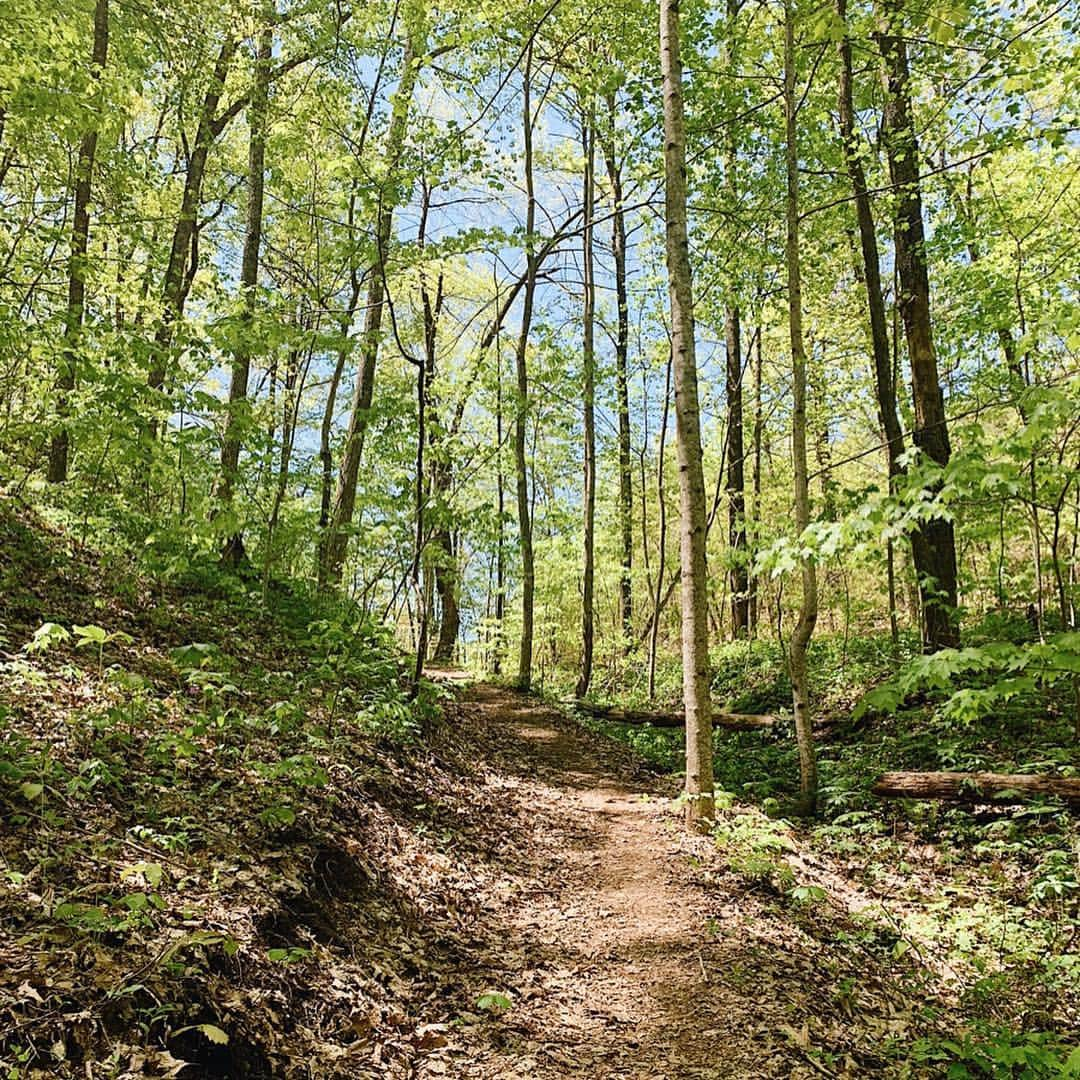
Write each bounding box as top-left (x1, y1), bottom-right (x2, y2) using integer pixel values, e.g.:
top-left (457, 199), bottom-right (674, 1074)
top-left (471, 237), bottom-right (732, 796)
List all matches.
top-left (494, 321), bottom-right (506, 675)
top-left (432, 530), bottom-right (459, 661)
top-left (576, 113), bottom-right (596, 699)
top-left (513, 46), bottom-right (539, 692)
top-left (649, 353), bottom-right (673, 701)
top-left (147, 40), bottom-right (236, 405)
top-left (603, 93), bottom-right (634, 648)
top-left (876, 0), bottom-right (959, 651)
top-left (723, 0), bottom-right (749, 637)
top-left (660, 0), bottom-right (715, 827)
top-left (319, 34), bottom-right (421, 588)
top-left (874, 771), bottom-right (1080, 807)
top-left (748, 324), bottom-right (763, 634)
top-left (219, 17), bottom-right (273, 565)
top-left (836, 5), bottom-right (906, 486)
top-left (784, 0), bottom-right (819, 816)
top-left (47, 0), bottom-right (109, 484)
top-left (725, 303), bottom-right (749, 636)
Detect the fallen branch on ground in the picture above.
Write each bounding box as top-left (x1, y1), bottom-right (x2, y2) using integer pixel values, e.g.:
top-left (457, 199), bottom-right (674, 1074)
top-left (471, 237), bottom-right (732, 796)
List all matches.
top-left (568, 699), bottom-right (778, 731)
top-left (872, 771), bottom-right (1080, 807)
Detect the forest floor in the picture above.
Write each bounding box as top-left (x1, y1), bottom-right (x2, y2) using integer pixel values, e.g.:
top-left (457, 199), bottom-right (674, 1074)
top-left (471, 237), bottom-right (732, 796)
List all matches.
top-left (424, 681), bottom-right (773, 1079)
top-left (3, 502), bottom-right (1075, 1079)
top-left (411, 681), bottom-right (939, 1080)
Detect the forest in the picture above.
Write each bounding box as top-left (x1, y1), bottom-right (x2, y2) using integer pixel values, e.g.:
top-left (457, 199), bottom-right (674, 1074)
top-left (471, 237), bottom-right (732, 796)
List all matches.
top-left (0, 0), bottom-right (1079, 1074)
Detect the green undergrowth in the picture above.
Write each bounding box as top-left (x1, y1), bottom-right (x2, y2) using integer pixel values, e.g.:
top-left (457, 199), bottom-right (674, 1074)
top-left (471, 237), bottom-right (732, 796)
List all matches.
top-left (0, 499), bottom-right (494, 1078)
top-left (569, 630), bottom-right (1080, 1076)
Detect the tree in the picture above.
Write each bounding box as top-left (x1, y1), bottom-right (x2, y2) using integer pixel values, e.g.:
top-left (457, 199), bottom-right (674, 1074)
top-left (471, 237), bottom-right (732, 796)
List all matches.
top-left (47, 0), bottom-right (109, 483)
top-left (217, 11), bottom-right (274, 565)
top-left (784, 0), bottom-right (819, 815)
top-left (723, 0), bottom-right (749, 638)
top-left (576, 111), bottom-right (596, 699)
top-left (876, 0), bottom-right (959, 651)
top-left (602, 91), bottom-right (634, 648)
top-left (660, 0), bottom-right (715, 826)
top-left (319, 25), bottom-right (424, 588)
top-left (513, 41), bottom-right (539, 691)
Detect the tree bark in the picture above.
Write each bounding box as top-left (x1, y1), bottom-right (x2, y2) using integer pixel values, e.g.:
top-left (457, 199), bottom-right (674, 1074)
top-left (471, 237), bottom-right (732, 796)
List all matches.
top-left (725, 302), bottom-right (749, 635)
top-left (660, 0), bottom-right (715, 827)
top-left (147, 39), bottom-right (236, 405)
top-left (649, 353), bottom-right (673, 701)
top-left (784, 0), bottom-right (819, 816)
top-left (47, 0), bottom-right (109, 484)
top-left (603, 93), bottom-right (634, 647)
top-left (874, 771), bottom-right (1080, 807)
top-left (571, 700), bottom-right (778, 731)
top-left (748, 324), bottom-right (763, 633)
top-left (514, 44), bottom-right (539, 691)
top-left (219, 16), bottom-right (273, 565)
top-left (319, 33), bottom-right (421, 588)
top-left (723, 0), bottom-right (749, 637)
top-left (576, 113), bottom-right (596, 699)
top-left (876, 0), bottom-right (959, 651)
top-left (494, 317), bottom-right (506, 675)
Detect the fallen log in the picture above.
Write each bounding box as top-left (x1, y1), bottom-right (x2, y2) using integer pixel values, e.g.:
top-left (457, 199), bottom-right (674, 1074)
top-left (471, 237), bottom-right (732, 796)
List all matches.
top-left (873, 771), bottom-right (1080, 807)
top-left (569, 700), bottom-right (777, 731)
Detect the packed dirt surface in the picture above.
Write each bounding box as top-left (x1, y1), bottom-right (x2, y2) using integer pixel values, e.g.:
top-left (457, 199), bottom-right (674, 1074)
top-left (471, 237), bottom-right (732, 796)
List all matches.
top-left (423, 683), bottom-right (811, 1079)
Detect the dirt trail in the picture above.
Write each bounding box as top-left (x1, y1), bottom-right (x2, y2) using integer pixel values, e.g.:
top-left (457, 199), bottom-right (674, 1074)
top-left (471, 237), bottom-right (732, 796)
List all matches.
top-left (423, 683), bottom-right (806, 1080)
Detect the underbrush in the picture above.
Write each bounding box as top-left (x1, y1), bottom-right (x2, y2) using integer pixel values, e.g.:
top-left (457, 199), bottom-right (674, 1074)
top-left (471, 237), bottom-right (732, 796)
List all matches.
top-left (0, 501), bottom-right (495, 1078)
top-left (571, 628), bottom-right (1080, 1076)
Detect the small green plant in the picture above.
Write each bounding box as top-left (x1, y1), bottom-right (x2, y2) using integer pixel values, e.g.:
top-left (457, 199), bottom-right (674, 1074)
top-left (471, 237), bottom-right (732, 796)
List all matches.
top-left (475, 992), bottom-right (512, 1014)
top-left (72, 624), bottom-right (134, 674)
top-left (267, 947), bottom-right (312, 964)
top-left (907, 1027), bottom-right (1080, 1078)
top-left (26, 621), bottom-right (71, 653)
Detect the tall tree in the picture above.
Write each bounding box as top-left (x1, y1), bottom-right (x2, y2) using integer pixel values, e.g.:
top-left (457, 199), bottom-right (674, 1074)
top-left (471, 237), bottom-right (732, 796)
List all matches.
top-left (47, 0), bottom-right (109, 483)
top-left (723, 0), bottom-right (749, 637)
top-left (513, 42), bottom-right (539, 691)
top-left (876, 0), bottom-right (959, 651)
top-left (660, 0), bottom-right (715, 826)
top-left (319, 28), bottom-right (422, 587)
top-left (602, 91), bottom-right (634, 646)
top-left (784, 0), bottom-right (819, 815)
top-left (576, 112), bottom-right (596, 699)
top-left (147, 39), bottom-right (237, 411)
top-left (218, 13), bottom-right (274, 565)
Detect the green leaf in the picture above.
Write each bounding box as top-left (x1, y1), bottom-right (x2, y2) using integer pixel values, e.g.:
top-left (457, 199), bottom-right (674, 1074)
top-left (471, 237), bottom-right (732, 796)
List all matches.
top-left (73, 624), bottom-right (108, 646)
top-left (19, 781), bottom-right (43, 801)
top-left (475, 992), bottom-right (512, 1013)
top-left (27, 622), bottom-right (70, 653)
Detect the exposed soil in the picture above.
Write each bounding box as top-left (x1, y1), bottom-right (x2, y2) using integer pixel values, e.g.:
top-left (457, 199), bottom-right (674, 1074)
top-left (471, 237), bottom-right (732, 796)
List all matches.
top-left (420, 683), bottom-right (811, 1079)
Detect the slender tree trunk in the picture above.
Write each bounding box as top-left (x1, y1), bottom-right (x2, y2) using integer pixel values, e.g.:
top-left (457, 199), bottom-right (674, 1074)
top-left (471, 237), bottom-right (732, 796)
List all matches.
top-left (660, 0), bottom-right (715, 826)
top-left (837, 0), bottom-right (904, 483)
top-left (513, 46), bottom-right (539, 691)
top-left (147, 40), bottom-right (236, 406)
top-left (319, 34), bottom-right (421, 588)
top-left (494, 320), bottom-right (506, 675)
top-left (431, 530), bottom-right (458, 659)
top-left (649, 352), bottom-right (673, 701)
top-left (576, 113), bottom-right (596, 699)
top-left (219, 16), bottom-right (273, 565)
top-left (725, 302), bottom-right (749, 635)
top-left (723, 0), bottom-right (748, 636)
top-left (784, 0), bottom-right (819, 816)
top-left (876, 0), bottom-right (959, 651)
top-left (263, 333), bottom-right (309, 594)
top-left (748, 324), bottom-right (763, 633)
top-left (603, 93), bottom-right (634, 646)
top-left (410, 346), bottom-right (429, 689)
top-left (47, 0), bottom-right (108, 483)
